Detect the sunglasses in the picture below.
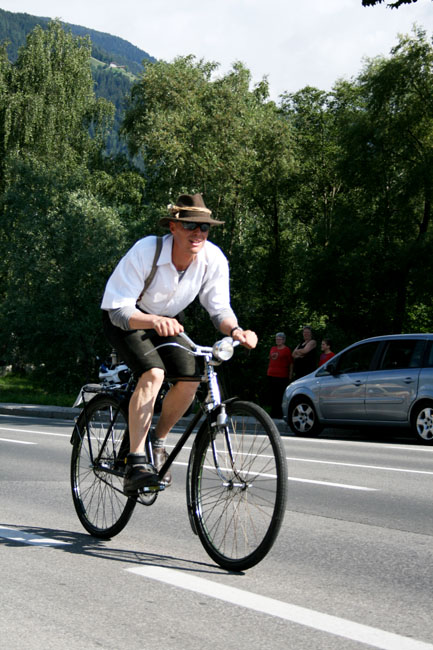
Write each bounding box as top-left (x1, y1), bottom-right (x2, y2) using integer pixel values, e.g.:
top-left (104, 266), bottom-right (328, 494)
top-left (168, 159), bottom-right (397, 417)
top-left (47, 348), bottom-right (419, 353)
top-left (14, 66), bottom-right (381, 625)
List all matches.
top-left (179, 221), bottom-right (211, 232)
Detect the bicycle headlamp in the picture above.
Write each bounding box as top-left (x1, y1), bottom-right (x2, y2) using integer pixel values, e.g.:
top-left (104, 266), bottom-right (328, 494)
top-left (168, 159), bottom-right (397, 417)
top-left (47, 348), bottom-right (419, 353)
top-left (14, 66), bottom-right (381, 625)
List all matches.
top-left (212, 337), bottom-right (234, 362)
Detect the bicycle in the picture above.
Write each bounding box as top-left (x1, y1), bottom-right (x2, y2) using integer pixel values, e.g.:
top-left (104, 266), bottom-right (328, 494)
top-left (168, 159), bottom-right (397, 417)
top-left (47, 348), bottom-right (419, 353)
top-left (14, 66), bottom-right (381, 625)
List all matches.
top-left (70, 332), bottom-right (288, 571)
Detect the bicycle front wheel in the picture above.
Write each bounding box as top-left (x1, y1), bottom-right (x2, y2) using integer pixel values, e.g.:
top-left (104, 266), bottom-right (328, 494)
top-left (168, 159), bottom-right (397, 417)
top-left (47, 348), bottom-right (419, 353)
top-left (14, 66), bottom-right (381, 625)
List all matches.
top-left (71, 394), bottom-right (136, 539)
top-left (190, 400), bottom-right (287, 571)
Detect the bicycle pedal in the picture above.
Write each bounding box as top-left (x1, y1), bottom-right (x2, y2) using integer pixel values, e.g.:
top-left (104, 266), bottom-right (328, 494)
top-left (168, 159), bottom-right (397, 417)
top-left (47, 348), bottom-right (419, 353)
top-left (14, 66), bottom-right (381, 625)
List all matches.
top-left (139, 483), bottom-right (165, 494)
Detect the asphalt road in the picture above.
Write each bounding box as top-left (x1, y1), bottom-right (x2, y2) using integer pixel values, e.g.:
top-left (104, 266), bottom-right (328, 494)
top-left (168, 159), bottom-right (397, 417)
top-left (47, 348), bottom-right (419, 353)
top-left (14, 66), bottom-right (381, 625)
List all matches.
top-left (1, 412), bottom-right (432, 650)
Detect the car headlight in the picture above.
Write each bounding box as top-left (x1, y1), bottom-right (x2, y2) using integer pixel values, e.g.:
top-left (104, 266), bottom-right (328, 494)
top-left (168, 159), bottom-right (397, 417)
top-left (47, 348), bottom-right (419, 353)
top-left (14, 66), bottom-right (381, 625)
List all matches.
top-left (212, 337), bottom-right (234, 361)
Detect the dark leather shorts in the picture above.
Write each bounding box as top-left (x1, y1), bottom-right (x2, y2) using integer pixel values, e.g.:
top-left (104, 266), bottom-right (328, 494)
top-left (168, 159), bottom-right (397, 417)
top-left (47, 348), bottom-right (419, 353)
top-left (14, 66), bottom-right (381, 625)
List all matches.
top-left (102, 310), bottom-right (199, 379)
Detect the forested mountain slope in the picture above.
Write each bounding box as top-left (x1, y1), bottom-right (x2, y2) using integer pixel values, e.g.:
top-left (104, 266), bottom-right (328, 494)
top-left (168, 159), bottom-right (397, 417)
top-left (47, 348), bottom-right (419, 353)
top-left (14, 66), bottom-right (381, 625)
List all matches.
top-left (0, 8), bottom-right (156, 155)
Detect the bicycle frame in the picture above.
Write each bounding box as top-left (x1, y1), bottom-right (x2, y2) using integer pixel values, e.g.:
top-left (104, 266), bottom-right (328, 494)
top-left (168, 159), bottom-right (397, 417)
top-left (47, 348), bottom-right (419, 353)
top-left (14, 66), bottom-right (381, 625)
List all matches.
top-left (71, 333), bottom-right (241, 497)
top-left (150, 335), bottom-right (242, 484)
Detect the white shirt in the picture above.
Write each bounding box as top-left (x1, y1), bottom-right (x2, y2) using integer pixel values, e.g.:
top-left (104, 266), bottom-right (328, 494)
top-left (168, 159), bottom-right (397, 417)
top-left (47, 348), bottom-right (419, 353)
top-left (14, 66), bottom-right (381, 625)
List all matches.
top-left (101, 234), bottom-right (236, 329)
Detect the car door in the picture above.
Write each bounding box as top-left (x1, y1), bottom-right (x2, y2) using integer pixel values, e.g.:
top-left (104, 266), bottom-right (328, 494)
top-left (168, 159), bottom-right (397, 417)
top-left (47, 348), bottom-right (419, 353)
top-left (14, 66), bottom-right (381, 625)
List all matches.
top-left (319, 341), bottom-right (380, 419)
top-left (364, 339), bottom-right (425, 421)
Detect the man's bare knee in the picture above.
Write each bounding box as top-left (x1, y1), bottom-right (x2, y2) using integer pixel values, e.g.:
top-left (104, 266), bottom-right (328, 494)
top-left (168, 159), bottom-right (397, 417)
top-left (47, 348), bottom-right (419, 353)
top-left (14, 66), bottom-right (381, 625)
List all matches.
top-left (136, 367), bottom-right (165, 392)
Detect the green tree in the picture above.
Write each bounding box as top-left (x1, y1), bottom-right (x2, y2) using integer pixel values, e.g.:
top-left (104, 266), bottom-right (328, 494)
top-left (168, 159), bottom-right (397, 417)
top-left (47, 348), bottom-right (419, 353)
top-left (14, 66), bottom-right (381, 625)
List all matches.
top-left (0, 21), bottom-right (129, 388)
top-left (337, 28), bottom-right (433, 333)
top-left (1, 22), bottom-right (112, 168)
top-left (266, 26), bottom-right (433, 354)
top-left (0, 160), bottom-right (127, 383)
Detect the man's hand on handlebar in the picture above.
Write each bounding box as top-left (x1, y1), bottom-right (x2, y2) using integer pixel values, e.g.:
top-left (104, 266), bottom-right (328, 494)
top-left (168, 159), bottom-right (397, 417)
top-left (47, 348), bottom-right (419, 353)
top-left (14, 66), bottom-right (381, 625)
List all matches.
top-left (232, 329), bottom-right (258, 350)
top-left (153, 316), bottom-right (184, 338)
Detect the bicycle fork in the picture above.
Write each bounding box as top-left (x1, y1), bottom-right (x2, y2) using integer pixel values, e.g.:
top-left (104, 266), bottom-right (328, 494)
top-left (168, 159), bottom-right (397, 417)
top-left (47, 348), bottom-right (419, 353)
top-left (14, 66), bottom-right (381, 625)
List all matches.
top-left (210, 414), bottom-right (248, 490)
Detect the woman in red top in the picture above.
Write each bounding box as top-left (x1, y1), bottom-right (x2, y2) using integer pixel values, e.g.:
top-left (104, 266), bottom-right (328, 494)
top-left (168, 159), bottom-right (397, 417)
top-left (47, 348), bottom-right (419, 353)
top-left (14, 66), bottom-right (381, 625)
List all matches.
top-left (267, 332), bottom-right (293, 418)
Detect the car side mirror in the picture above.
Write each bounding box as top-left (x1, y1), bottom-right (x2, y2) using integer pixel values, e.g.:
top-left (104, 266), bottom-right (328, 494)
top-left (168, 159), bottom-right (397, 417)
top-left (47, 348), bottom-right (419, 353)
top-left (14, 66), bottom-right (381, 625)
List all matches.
top-left (326, 361), bottom-right (338, 375)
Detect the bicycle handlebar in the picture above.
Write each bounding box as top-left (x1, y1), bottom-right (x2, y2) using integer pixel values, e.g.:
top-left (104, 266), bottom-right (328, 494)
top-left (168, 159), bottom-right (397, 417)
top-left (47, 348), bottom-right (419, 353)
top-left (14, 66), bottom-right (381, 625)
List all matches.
top-left (178, 331), bottom-right (197, 350)
top-left (143, 331), bottom-right (239, 362)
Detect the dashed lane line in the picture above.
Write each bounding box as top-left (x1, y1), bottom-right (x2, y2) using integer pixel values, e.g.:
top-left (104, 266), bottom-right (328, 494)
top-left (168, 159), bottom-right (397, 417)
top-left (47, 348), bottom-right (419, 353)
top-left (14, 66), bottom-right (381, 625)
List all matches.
top-left (0, 427), bottom-right (378, 491)
top-left (288, 476), bottom-right (376, 490)
top-left (0, 437), bottom-right (36, 445)
top-left (0, 526), bottom-right (71, 546)
top-left (173, 460), bottom-right (376, 491)
top-left (0, 426), bottom-right (69, 438)
top-left (286, 456), bottom-right (433, 476)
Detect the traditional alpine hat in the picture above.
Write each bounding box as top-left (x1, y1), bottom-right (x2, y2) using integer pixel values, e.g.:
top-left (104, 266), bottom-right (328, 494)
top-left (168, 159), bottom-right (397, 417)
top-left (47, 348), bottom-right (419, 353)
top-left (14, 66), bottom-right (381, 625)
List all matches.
top-left (160, 193), bottom-right (225, 227)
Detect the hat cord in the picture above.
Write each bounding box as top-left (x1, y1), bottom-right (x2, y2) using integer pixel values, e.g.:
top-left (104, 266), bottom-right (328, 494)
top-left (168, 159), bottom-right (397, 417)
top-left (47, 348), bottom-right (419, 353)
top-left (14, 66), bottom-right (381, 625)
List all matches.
top-left (167, 204), bottom-right (212, 218)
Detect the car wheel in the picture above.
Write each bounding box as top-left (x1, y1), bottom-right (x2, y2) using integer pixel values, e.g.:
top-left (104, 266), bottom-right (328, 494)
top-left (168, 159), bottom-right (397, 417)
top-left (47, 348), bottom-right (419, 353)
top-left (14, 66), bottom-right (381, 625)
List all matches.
top-left (411, 401), bottom-right (433, 445)
top-left (289, 398), bottom-right (322, 437)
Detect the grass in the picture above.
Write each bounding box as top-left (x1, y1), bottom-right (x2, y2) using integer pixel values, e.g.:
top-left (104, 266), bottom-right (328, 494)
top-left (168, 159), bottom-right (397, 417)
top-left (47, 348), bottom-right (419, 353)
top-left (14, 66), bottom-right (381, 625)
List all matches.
top-left (0, 373), bottom-right (76, 407)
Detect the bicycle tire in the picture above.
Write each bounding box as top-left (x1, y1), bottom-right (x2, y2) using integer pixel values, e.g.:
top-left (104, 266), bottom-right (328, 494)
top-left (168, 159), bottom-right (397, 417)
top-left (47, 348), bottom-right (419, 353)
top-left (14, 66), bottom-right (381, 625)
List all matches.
top-left (190, 400), bottom-right (287, 571)
top-left (71, 393), bottom-right (136, 539)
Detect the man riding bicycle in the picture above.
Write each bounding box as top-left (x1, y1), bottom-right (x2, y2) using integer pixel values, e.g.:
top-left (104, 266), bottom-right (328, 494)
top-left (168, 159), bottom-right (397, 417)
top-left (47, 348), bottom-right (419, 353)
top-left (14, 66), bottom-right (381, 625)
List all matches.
top-left (101, 194), bottom-right (257, 495)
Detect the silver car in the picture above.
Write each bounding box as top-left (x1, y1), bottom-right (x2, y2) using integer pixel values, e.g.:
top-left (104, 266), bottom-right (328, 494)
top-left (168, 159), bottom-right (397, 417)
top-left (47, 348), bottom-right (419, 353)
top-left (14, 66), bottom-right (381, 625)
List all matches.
top-left (282, 334), bottom-right (433, 444)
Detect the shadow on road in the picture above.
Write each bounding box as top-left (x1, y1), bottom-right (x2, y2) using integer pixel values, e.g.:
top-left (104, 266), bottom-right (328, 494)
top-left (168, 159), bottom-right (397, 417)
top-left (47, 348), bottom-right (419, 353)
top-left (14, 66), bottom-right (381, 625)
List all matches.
top-left (282, 424), bottom-right (424, 446)
top-left (0, 522), bottom-right (243, 575)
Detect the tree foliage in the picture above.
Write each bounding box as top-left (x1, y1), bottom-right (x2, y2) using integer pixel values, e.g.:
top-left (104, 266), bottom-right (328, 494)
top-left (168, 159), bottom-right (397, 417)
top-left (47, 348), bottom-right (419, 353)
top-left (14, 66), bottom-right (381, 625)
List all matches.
top-left (1, 21), bottom-right (433, 407)
top-left (362, 0), bottom-right (424, 8)
top-left (0, 22), bottom-right (132, 388)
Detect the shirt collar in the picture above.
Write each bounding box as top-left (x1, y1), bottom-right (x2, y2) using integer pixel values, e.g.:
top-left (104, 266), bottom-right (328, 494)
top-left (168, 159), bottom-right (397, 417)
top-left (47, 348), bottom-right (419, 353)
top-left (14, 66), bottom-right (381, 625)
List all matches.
top-left (159, 234), bottom-right (209, 268)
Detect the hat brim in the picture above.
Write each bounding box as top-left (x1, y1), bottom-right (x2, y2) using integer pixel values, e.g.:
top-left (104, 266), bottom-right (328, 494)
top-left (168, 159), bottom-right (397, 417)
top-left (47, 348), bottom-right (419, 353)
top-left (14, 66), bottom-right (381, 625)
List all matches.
top-left (160, 214), bottom-right (225, 227)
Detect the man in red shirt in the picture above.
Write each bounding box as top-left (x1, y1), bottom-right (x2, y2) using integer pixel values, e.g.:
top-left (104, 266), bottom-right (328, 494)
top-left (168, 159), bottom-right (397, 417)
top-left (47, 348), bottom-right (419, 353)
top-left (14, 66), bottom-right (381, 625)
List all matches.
top-left (267, 332), bottom-right (293, 419)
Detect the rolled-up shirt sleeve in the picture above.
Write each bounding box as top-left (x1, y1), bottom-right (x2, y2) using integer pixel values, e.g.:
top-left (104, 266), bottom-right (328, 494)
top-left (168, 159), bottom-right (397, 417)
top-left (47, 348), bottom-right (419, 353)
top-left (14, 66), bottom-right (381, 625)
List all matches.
top-left (107, 306), bottom-right (138, 331)
top-left (199, 251), bottom-right (236, 328)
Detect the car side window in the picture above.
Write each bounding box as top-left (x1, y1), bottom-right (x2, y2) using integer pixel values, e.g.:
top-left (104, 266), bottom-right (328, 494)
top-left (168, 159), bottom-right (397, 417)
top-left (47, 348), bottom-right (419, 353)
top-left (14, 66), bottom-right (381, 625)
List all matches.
top-left (337, 342), bottom-right (379, 374)
top-left (379, 340), bottom-right (425, 370)
top-left (423, 341), bottom-right (433, 368)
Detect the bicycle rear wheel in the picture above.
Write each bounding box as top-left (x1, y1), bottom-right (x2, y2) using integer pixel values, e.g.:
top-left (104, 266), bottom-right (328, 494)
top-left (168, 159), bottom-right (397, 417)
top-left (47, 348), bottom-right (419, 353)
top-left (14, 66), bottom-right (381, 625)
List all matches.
top-left (190, 400), bottom-right (287, 571)
top-left (71, 394), bottom-right (136, 539)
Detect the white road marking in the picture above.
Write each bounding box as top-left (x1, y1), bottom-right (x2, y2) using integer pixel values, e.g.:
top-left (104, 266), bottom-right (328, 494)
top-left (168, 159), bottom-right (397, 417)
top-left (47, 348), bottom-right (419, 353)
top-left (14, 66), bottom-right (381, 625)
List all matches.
top-left (288, 477), bottom-right (376, 490)
top-left (169, 442), bottom-right (432, 477)
top-left (286, 456), bottom-right (433, 476)
top-left (0, 527), bottom-right (71, 546)
top-left (127, 566), bottom-right (433, 650)
top-left (0, 437), bottom-right (36, 445)
top-left (0, 426), bottom-right (424, 489)
top-left (0, 426), bottom-right (69, 438)
top-left (168, 461), bottom-right (375, 490)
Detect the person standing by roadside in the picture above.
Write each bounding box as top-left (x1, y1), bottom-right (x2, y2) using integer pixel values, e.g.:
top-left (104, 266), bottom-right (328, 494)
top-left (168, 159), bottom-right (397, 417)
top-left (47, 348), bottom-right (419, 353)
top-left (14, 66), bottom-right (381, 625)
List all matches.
top-left (319, 338), bottom-right (335, 366)
top-left (266, 332), bottom-right (293, 419)
top-left (292, 326), bottom-right (317, 379)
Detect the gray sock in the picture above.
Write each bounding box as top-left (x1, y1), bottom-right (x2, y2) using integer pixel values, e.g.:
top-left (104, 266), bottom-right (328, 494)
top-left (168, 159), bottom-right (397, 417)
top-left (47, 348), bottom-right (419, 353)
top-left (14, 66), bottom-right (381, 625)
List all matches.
top-left (152, 435), bottom-right (166, 449)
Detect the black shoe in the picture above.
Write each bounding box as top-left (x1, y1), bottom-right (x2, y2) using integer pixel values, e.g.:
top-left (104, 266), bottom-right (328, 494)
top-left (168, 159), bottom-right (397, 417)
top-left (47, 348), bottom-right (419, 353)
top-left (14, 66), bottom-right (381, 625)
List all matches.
top-left (124, 454), bottom-right (159, 496)
top-left (153, 447), bottom-right (172, 487)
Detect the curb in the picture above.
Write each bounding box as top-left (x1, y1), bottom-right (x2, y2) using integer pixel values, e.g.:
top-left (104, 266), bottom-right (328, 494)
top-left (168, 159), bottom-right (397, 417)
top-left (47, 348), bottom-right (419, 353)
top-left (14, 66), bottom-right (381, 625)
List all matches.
top-left (0, 402), bottom-right (82, 420)
top-left (0, 402), bottom-right (290, 434)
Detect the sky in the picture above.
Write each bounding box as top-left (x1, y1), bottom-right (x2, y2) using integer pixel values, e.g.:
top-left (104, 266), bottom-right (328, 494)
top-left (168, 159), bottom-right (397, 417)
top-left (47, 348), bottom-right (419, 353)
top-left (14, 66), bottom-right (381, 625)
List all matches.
top-left (0, 0), bottom-right (432, 100)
